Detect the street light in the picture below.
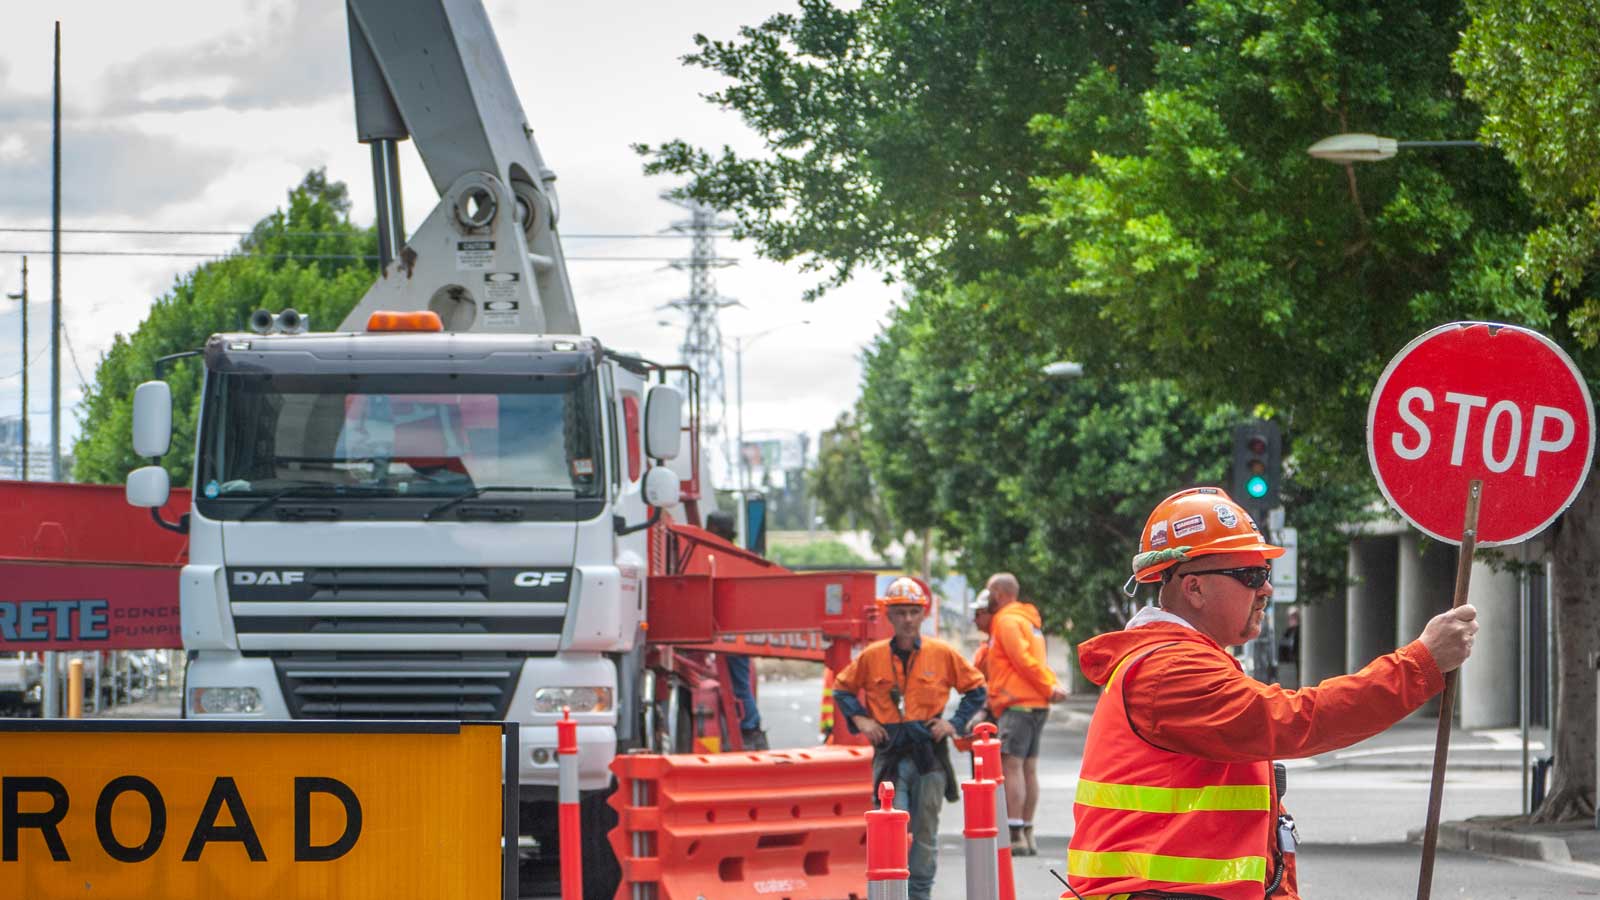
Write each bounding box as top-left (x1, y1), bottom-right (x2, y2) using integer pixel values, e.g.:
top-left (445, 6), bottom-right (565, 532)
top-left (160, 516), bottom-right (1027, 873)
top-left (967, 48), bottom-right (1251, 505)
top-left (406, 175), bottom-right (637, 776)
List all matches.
top-left (1042, 360), bottom-right (1084, 379)
top-left (5, 257), bottom-right (27, 480)
top-left (729, 320), bottom-right (810, 491)
top-left (1307, 133), bottom-right (1481, 163)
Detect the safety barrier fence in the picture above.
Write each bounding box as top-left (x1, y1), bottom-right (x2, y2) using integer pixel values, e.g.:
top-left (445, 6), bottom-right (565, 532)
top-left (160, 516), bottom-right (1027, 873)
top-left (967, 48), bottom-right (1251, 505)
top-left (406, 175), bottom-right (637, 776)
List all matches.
top-left (609, 745), bottom-right (875, 899)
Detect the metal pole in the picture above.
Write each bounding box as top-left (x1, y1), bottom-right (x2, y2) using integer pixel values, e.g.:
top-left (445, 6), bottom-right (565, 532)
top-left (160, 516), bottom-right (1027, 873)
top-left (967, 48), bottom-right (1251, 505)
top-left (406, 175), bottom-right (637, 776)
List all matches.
top-left (1546, 557), bottom-right (1556, 737)
top-left (370, 142), bottom-right (394, 271)
top-left (736, 336), bottom-right (745, 492)
top-left (50, 21), bottom-right (62, 483)
top-left (41, 652), bottom-right (57, 718)
top-left (1416, 480), bottom-right (1482, 900)
top-left (1520, 545), bottom-right (1531, 816)
top-left (7, 257), bottom-right (29, 479)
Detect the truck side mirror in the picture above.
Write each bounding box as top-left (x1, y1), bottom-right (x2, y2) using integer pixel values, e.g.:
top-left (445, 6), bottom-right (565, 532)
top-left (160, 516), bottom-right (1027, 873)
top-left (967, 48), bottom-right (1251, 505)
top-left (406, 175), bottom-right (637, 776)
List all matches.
top-left (643, 385), bottom-right (682, 460)
top-left (126, 466), bottom-right (171, 509)
top-left (643, 465), bottom-right (680, 508)
top-left (132, 381), bottom-right (173, 458)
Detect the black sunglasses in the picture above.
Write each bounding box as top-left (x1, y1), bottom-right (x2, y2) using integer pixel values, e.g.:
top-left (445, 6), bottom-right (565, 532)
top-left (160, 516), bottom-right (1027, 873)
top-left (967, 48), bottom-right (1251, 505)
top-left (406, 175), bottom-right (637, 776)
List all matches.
top-left (1168, 564), bottom-right (1272, 589)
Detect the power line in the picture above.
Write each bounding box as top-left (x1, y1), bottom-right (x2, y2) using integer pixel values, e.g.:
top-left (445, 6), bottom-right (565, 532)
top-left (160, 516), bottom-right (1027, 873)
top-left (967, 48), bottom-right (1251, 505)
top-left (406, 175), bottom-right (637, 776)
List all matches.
top-left (60, 326), bottom-right (87, 389)
top-left (0, 227), bottom-right (730, 239)
top-left (0, 248), bottom-right (740, 262)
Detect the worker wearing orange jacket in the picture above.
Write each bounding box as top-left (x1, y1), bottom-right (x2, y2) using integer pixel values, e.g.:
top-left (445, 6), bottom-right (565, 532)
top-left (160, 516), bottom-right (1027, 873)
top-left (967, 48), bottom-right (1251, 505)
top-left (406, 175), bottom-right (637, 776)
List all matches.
top-left (834, 577), bottom-right (987, 900)
top-left (985, 572), bottom-right (1068, 857)
top-left (1064, 487), bottom-right (1479, 900)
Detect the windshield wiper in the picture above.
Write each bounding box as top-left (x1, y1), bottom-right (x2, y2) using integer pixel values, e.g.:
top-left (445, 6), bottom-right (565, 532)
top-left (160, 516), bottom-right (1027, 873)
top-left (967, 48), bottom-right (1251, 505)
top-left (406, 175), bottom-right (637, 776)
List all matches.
top-left (423, 486), bottom-right (573, 521)
top-left (237, 484), bottom-right (393, 520)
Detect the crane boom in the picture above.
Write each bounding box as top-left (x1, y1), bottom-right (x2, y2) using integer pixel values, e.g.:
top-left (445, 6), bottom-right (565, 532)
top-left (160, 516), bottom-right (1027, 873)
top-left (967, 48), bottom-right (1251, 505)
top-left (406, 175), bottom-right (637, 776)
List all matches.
top-left (341, 0), bottom-right (580, 335)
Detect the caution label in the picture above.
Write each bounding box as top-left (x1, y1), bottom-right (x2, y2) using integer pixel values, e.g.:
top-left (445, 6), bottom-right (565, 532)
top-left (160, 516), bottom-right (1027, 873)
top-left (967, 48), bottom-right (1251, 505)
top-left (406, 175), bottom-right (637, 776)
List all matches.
top-left (0, 721), bottom-right (512, 900)
top-left (483, 273), bottom-right (523, 327)
top-left (456, 240), bottom-right (496, 270)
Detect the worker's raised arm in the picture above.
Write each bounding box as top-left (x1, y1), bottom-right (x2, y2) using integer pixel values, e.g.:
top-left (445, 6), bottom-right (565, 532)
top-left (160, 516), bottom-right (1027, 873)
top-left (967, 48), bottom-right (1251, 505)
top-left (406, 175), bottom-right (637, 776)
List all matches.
top-left (1124, 638), bottom-right (1445, 763)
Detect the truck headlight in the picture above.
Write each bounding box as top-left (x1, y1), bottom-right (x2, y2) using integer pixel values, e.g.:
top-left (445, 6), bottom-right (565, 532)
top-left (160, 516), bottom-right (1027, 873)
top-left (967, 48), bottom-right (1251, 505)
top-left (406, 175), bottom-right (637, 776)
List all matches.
top-left (533, 686), bottom-right (612, 714)
top-left (189, 687), bottom-right (262, 715)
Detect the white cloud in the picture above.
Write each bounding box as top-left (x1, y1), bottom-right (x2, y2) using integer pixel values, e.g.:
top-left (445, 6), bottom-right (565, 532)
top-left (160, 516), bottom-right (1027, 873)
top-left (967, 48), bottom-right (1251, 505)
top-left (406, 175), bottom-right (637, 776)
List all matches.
top-left (97, 1), bottom-right (348, 115)
top-left (0, 0), bottom-right (896, 456)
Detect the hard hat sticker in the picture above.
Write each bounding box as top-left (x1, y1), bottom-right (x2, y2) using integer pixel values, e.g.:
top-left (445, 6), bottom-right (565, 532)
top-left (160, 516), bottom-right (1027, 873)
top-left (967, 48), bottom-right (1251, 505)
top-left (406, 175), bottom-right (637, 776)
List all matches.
top-left (1149, 520), bottom-right (1170, 547)
top-left (1172, 515), bottom-right (1206, 538)
top-left (1213, 504), bottom-right (1238, 528)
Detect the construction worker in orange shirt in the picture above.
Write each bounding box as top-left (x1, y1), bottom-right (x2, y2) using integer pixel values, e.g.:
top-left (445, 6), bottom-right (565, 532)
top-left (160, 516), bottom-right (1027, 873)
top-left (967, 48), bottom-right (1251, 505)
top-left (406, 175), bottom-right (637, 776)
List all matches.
top-left (1064, 487), bottom-right (1478, 900)
top-left (833, 577), bottom-right (988, 900)
top-left (984, 572), bottom-right (1069, 857)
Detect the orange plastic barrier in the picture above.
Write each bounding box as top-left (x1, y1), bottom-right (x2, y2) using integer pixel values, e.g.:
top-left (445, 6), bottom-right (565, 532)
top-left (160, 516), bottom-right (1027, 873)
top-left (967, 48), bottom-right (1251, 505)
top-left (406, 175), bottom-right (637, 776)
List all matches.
top-left (609, 746), bottom-right (876, 899)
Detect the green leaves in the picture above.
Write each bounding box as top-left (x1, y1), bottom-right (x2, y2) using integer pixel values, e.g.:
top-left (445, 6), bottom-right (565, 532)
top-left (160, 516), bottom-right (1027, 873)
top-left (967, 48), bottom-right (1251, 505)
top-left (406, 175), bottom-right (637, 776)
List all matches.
top-left (72, 171), bottom-right (376, 485)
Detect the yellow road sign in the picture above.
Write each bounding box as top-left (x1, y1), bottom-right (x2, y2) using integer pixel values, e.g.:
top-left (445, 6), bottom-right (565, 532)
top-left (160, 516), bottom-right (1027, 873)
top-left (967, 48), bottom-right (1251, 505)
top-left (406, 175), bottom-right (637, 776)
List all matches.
top-left (0, 720), bottom-right (515, 900)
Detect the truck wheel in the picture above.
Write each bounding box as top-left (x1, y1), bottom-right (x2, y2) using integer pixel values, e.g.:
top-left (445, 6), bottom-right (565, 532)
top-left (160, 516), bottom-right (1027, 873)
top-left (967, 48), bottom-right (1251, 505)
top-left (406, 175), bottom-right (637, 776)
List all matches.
top-left (581, 787), bottom-right (621, 900)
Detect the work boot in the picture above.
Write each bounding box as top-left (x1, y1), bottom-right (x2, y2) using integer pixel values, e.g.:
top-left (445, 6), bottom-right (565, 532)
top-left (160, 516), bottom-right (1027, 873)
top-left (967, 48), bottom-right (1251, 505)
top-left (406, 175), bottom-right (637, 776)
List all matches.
top-left (1023, 824), bottom-right (1038, 857)
top-left (1010, 825), bottom-right (1032, 857)
top-left (741, 728), bottom-right (770, 751)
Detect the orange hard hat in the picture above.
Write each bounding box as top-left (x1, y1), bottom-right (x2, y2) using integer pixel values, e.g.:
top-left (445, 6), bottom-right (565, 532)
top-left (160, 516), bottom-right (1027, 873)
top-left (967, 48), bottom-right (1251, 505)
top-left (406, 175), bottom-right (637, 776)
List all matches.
top-left (878, 576), bottom-right (931, 609)
top-left (1131, 487), bottom-right (1284, 584)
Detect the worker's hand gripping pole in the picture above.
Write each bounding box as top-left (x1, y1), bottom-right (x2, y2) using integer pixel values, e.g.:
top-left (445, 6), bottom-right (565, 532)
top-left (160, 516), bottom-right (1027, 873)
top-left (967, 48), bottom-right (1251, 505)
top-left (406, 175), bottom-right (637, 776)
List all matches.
top-left (557, 707), bottom-right (582, 900)
top-left (962, 778), bottom-right (1001, 900)
top-left (971, 722), bottom-right (1017, 900)
top-left (865, 782), bottom-right (910, 900)
top-left (1416, 479), bottom-right (1482, 900)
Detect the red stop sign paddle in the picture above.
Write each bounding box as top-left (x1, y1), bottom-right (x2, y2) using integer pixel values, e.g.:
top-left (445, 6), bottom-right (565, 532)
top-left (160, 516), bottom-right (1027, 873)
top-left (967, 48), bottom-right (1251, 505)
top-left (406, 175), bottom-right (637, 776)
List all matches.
top-left (1367, 321), bottom-right (1595, 546)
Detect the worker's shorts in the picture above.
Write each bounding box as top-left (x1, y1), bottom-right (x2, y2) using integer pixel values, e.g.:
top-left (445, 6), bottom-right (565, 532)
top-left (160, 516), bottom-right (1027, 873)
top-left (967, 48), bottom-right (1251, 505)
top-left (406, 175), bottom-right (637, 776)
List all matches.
top-left (999, 707), bottom-right (1049, 758)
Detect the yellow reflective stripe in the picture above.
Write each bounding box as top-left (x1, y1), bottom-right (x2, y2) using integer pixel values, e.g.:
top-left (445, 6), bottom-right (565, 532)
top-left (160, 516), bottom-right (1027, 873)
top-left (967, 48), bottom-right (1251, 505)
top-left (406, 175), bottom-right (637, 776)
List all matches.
top-left (1068, 849), bottom-right (1267, 885)
top-left (1074, 779), bottom-right (1271, 813)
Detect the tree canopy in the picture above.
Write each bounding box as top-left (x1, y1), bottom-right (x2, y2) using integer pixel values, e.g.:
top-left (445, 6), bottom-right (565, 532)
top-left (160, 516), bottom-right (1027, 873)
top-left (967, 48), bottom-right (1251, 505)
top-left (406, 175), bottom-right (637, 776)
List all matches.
top-left (73, 172), bottom-right (376, 484)
top-left (649, 0), bottom-right (1598, 817)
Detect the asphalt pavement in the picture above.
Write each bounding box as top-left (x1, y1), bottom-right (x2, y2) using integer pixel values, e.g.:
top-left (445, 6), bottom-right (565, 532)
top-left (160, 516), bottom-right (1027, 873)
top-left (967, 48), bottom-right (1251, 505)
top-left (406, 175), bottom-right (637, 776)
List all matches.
top-left (64, 671), bottom-right (1595, 897)
top-left (761, 675), bottom-right (1589, 898)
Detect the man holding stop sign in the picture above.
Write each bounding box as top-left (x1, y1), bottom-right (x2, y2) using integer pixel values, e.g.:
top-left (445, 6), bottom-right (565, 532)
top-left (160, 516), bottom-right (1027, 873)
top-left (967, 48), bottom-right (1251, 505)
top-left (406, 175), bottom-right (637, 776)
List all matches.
top-left (1367, 320), bottom-right (1594, 899)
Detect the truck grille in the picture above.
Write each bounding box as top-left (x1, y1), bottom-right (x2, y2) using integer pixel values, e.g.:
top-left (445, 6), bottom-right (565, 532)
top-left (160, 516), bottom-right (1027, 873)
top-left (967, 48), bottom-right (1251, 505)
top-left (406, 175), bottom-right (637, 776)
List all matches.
top-left (228, 566), bottom-right (571, 637)
top-left (273, 655), bottom-right (523, 719)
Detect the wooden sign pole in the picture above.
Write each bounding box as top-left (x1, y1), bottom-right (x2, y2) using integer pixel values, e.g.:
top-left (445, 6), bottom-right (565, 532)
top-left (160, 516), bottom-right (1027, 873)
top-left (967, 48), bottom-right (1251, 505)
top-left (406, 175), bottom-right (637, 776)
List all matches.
top-left (1415, 478), bottom-right (1482, 900)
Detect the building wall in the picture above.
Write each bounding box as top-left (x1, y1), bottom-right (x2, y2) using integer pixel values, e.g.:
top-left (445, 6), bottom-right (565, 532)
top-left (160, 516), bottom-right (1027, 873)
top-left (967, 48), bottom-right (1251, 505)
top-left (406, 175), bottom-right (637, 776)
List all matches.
top-left (1306, 528), bottom-right (1544, 730)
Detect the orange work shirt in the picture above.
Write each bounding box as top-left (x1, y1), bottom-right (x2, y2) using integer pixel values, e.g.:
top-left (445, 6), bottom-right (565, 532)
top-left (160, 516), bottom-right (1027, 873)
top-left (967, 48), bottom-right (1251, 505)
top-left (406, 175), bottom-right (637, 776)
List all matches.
top-left (834, 636), bottom-right (986, 725)
top-left (987, 601), bottom-right (1059, 713)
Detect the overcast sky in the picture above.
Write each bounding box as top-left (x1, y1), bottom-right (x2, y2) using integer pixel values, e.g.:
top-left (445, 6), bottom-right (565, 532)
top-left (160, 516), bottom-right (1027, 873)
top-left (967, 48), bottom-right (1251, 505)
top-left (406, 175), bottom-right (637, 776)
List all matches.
top-left (0, 0), bottom-right (899, 482)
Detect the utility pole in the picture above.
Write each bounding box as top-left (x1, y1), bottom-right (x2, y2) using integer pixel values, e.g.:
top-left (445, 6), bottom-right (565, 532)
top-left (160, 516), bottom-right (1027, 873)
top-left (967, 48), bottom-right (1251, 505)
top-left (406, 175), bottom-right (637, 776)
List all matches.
top-left (661, 197), bottom-right (737, 482)
top-left (50, 21), bottom-right (62, 482)
top-left (40, 21), bottom-right (62, 719)
top-left (5, 257), bottom-right (28, 480)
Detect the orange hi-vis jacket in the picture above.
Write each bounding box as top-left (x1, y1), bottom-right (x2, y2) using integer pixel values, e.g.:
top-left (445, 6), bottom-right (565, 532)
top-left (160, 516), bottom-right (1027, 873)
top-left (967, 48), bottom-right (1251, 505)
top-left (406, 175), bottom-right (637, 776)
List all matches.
top-left (1065, 615), bottom-right (1444, 900)
top-left (987, 601), bottom-right (1058, 714)
top-left (834, 636), bottom-right (986, 726)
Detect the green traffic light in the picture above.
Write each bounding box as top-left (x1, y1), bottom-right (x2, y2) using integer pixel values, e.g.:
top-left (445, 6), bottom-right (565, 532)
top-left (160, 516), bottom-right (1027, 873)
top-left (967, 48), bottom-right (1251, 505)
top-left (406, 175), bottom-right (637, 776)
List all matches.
top-left (1246, 475), bottom-right (1269, 499)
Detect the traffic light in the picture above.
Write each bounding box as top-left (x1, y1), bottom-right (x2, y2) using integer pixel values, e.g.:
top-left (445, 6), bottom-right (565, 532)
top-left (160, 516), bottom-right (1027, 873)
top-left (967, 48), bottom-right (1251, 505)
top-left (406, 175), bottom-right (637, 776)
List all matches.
top-left (1231, 420), bottom-right (1281, 514)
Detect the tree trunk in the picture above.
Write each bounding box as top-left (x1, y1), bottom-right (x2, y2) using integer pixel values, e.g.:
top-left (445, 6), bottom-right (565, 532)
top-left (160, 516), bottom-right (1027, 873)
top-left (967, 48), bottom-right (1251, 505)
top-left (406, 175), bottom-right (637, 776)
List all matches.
top-left (1533, 472), bottom-right (1599, 823)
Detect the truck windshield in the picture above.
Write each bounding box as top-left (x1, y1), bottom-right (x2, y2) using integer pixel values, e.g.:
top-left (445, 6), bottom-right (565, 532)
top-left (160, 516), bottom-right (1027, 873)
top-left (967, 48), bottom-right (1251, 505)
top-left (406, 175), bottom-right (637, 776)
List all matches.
top-left (196, 371), bottom-right (602, 503)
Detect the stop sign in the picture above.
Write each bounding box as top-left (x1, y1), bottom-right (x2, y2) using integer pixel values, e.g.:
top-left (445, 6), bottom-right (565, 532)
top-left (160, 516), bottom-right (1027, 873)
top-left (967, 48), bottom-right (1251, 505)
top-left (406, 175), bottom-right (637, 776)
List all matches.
top-left (1367, 321), bottom-right (1595, 546)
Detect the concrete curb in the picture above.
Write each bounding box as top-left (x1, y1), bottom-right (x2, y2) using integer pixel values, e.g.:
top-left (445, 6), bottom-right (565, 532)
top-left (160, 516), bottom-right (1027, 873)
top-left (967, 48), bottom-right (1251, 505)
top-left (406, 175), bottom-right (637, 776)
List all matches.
top-left (1407, 822), bottom-right (1573, 864)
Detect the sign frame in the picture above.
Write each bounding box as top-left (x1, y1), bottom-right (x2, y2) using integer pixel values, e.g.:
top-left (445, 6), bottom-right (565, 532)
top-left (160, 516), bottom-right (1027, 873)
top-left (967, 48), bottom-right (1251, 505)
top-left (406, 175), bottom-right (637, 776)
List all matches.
top-left (0, 718), bottom-right (518, 900)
